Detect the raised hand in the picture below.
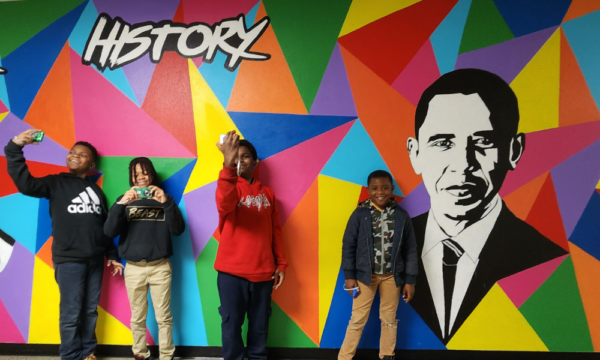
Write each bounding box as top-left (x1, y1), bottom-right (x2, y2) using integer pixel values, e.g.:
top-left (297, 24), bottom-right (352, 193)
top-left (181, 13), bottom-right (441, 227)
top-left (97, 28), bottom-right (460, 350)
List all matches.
top-left (150, 186), bottom-right (167, 203)
top-left (12, 129), bottom-right (42, 146)
top-left (216, 130), bottom-right (240, 168)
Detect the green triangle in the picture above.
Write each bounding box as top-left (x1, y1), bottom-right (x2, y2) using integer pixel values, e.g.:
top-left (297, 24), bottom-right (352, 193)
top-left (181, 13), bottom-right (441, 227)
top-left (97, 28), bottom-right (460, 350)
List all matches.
top-left (263, 0), bottom-right (352, 112)
top-left (96, 156), bottom-right (194, 207)
top-left (458, 0), bottom-right (514, 54)
top-left (0, 0), bottom-right (86, 57)
top-left (267, 301), bottom-right (318, 347)
top-left (519, 256), bottom-right (594, 352)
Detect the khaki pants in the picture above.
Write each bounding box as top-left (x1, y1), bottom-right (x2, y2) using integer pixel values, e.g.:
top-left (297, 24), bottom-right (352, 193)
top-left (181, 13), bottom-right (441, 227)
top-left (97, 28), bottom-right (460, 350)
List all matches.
top-left (124, 258), bottom-right (174, 360)
top-left (339, 273), bottom-right (401, 360)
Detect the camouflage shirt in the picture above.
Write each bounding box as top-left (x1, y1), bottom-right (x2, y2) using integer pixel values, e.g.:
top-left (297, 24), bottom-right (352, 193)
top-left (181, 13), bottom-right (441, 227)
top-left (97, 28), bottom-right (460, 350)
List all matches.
top-left (360, 198), bottom-right (396, 274)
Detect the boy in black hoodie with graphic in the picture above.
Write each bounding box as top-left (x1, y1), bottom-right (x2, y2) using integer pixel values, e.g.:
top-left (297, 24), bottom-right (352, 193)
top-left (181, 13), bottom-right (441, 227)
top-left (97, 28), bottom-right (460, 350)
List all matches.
top-left (5, 129), bottom-right (124, 360)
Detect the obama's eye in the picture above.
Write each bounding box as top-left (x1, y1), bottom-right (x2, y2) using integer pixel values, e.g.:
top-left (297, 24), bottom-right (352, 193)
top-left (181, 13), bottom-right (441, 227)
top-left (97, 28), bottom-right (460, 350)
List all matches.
top-left (430, 139), bottom-right (454, 150)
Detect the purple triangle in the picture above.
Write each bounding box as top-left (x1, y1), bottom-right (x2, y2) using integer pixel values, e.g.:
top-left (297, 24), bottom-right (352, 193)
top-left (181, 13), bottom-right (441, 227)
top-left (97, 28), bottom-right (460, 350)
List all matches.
top-left (0, 113), bottom-right (68, 166)
top-left (399, 182), bottom-right (430, 218)
top-left (309, 43), bottom-right (358, 117)
top-left (122, 54), bottom-right (156, 106)
top-left (183, 181), bottom-right (219, 260)
top-left (455, 26), bottom-right (557, 83)
top-left (93, 0), bottom-right (180, 24)
top-left (0, 242), bottom-right (34, 341)
top-left (551, 138), bottom-right (600, 237)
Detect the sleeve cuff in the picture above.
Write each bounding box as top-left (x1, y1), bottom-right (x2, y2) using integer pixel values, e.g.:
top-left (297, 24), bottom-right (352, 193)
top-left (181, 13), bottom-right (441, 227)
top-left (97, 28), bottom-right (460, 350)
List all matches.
top-left (343, 270), bottom-right (356, 280)
top-left (405, 275), bottom-right (417, 285)
top-left (276, 264), bottom-right (287, 272)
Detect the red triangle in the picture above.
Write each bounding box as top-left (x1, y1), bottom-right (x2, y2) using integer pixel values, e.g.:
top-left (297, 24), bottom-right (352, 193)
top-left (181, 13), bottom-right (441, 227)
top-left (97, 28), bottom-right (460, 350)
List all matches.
top-left (0, 157), bottom-right (68, 198)
top-left (173, 0), bottom-right (185, 22)
top-left (563, 0), bottom-right (600, 22)
top-left (559, 29), bottom-right (600, 127)
top-left (142, 51), bottom-right (197, 156)
top-left (0, 298), bottom-right (25, 343)
top-left (526, 175), bottom-right (570, 251)
top-left (339, 45), bottom-right (422, 195)
top-left (503, 172), bottom-right (549, 220)
top-left (24, 42), bottom-right (75, 149)
top-left (338, 0), bottom-right (457, 84)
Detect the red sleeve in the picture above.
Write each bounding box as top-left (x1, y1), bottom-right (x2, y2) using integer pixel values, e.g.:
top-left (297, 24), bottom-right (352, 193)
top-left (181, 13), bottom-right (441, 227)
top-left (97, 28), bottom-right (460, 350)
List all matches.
top-left (216, 166), bottom-right (239, 216)
top-left (271, 193), bottom-right (288, 272)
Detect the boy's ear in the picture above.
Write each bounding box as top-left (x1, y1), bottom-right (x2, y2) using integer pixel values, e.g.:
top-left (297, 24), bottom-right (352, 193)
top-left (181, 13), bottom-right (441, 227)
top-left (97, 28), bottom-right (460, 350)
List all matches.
top-left (89, 162), bottom-right (96, 170)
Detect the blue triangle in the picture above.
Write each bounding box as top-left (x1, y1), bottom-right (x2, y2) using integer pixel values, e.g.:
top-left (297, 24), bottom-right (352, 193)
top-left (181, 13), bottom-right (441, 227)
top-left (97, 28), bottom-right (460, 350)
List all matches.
top-left (563, 10), bottom-right (600, 113)
top-left (0, 193), bottom-right (40, 254)
top-left (0, 56), bottom-right (8, 110)
top-left (492, 0), bottom-right (571, 37)
top-left (320, 268), bottom-right (445, 349)
top-left (35, 198), bottom-right (52, 253)
top-left (161, 158), bottom-right (196, 206)
top-left (229, 112), bottom-right (356, 160)
top-left (68, 0), bottom-right (138, 106)
top-left (320, 120), bottom-right (403, 196)
top-left (430, 0), bottom-right (473, 75)
top-left (3, 1), bottom-right (87, 119)
top-left (199, 4), bottom-right (259, 109)
top-left (569, 191), bottom-right (600, 262)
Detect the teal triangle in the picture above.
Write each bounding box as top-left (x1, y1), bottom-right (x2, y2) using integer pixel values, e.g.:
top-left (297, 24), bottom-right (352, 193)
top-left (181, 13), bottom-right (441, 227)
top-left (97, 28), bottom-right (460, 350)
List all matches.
top-left (68, 0), bottom-right (138, 106)
top-left (0, 193), bottom-right (40, 254)
top-left (430, 0), bottom-right (473, 74)
top-left (35, 198), bottom-right (52, 253)
top-left (0, 56), bottom-right (8, 110)
top-left (321, 120), bottom-right (403, 196)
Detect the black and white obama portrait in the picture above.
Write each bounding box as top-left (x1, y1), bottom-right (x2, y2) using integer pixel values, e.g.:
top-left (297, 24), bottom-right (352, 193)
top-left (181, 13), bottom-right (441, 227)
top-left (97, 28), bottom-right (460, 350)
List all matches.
top-left (406, 69), bottom-right (566, 343)
top-left (0, 229), bottom-right (15, 273)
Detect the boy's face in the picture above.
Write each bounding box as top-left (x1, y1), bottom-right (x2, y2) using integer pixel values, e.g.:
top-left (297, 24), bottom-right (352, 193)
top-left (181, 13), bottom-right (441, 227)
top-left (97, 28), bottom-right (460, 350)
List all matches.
top-left (237, 146), bottom-right (257, 179)
top-left (66, 145), bottom-right (94, 174)
top-left (132, 164), bottom-right (153, 187)
top-left (367, 177), bottom-right (394, 209)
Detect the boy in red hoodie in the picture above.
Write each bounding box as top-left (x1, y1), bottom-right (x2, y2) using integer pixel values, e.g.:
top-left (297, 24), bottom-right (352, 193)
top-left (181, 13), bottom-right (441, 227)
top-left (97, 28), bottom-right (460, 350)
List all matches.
top-left (215, 131), bottom-right (287, 360)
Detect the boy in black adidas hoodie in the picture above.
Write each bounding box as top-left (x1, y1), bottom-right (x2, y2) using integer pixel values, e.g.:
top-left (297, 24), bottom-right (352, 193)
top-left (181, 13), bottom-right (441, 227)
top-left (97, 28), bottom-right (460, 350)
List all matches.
top-left (104, 157), bottom-right (185, 360)
top-left (5, 129), bottom-right (124, 360)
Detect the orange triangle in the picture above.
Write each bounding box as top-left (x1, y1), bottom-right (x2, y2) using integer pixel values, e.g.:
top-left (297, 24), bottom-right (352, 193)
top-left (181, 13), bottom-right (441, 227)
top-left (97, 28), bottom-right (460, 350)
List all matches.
top-left (23, 41), bottom-right (74, 149)
top-left (569, 241), bottom-right (600, 351)
top-left (559, 29), bottom-right (600, 127)
top-left (339, 44), bottom-right (421, 195)
top-left (563, 0), bottom-right (600, 22)
top-left (272, 178), bottom-right (319, 345)
top-left (503, 172), bottom-right (549, 220)
top-left (227, 2), bottom-right (307, 115)
top-left (526, 175), bottom-right (570, 251)
top-left (36, 236), bottom-right (54, 268)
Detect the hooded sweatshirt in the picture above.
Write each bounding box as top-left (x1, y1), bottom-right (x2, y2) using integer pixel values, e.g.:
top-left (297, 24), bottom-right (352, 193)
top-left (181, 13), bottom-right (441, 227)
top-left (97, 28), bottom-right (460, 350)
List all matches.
top-left (4, 140), bottom-right (117, 264)
top-left (104, 194), bottom-right (185, 262)
top-left (215, 166), bottom-right (288, 282)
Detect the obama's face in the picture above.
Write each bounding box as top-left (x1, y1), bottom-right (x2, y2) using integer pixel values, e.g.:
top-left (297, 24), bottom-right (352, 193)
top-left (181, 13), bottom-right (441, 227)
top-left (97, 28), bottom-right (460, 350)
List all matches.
top-left (407, 93), bottom-right (524, 221)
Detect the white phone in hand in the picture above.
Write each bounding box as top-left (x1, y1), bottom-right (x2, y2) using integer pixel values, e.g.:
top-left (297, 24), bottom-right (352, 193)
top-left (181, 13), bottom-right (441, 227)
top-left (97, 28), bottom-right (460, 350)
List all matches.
top-left (219, 134), bottom-right (226, 144)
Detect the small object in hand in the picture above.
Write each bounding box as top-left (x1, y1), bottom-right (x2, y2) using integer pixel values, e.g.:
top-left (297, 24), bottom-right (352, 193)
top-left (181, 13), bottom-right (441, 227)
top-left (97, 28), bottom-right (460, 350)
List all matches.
top-left (352, 288), bottom-right (359, 298)
top-left (219, 134), bottom-right (226, 144)
top-left (32, 131), bottom-right (44, 142)
top-left (135, 187), bottom-right (153, 199)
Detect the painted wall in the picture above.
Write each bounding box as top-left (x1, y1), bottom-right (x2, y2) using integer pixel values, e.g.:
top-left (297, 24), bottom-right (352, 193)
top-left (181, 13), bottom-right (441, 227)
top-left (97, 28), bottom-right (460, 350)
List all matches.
top-left (0, 0), bottom-right (599, 353)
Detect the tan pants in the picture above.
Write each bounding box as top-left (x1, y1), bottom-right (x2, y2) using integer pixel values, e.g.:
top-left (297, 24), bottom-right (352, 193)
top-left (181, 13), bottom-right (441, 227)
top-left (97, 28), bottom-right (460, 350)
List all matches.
top-left (124, 258), bottom-right (174, 360)
top-left (339, 273), bottom-right (401, 360)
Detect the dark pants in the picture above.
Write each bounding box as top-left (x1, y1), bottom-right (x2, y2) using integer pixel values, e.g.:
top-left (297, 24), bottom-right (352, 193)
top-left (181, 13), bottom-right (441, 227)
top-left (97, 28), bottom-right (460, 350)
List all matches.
top-left (54, 257), bottom-right (104, 360)
top-left (217, 272), bottom-right (274, 360)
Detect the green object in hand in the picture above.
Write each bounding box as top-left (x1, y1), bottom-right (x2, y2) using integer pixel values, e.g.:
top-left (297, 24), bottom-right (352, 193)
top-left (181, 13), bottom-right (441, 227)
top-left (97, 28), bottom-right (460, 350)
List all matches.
top-left (32, 131), bottom-right (44, 142)
top-left (135, 187), bottom-right (153, 198)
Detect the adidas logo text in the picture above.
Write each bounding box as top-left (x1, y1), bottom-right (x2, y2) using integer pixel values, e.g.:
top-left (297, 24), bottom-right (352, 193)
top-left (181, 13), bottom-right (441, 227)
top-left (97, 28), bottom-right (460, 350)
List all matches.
top-left (68, 187), bottom-right (102, 214)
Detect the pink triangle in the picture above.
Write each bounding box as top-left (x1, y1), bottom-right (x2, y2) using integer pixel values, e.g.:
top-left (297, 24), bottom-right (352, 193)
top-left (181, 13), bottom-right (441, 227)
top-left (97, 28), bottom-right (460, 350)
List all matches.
top-left (0, 98), bottom-right (7, 113)
top-left (498, 254), bottom-right (568, 308)
top-left (258, 121), bottom-right (355, 225)
top-left (391, 39), bottom-right (441, 106)
top-left (0, 298), bottom-right (25, 343)
top-left (182, 0), bottom-right (257, 25)
top-left (69, 48), bottom-right (194, 158)
top-left (500, 121), bottom-right (600, 197)
top-left (99, 262), bottom-right (131, 329)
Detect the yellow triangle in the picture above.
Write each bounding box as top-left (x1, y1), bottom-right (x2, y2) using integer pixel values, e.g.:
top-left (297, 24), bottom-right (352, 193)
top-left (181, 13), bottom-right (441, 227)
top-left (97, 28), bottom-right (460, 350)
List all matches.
top-left (317, 175), bottom-right (362, 340)
top-left (185, 59), bottom-right (243, 193)
top-left (28, 257), bottom-right (61, 344)
top-left (511, 29), bottom-right (561, 133)
top-left (339, 0), bottom-right (422, 37)
top-left (447, 283), bottom-right (549, 351)
top-left (0, 112), bottom-right (7, 123)
top-left (96, 306), bottom-right (133, 345)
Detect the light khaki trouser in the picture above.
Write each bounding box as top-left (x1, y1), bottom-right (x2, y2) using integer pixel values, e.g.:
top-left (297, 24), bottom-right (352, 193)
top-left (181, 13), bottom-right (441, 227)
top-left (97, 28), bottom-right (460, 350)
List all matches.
top-left (124, 258), bottom-right (174, 360)
top-left (339, 273), bottom-right (401, 360)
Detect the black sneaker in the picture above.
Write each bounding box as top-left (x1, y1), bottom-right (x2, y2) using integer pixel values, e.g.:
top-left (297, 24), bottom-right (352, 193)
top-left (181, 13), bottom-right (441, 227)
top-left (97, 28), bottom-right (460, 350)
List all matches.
top-left (381, 356), bottom-right (395, 360)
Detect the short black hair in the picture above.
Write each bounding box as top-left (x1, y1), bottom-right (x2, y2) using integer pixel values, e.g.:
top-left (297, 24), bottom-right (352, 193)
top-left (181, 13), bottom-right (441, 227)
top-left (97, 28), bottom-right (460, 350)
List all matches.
top-left (239, 139), bottom-right (258, 161)
top-left (74, 141), bottom-right (99, 163)
top-left (367, 170), bottom-right (394, 187)
top-left (415, 68), bottom-right (519, 141)
top-left (128, 157), bottom-right (160, 187)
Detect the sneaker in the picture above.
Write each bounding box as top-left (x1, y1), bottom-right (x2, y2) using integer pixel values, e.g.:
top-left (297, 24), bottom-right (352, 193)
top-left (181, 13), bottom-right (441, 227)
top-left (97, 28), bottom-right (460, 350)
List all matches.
top-left (381, 356), bottom-right (395, 360)
top-left (83, 355), bottom-right (97, 360)
top-left (133, 355), bottom-right (150, 360)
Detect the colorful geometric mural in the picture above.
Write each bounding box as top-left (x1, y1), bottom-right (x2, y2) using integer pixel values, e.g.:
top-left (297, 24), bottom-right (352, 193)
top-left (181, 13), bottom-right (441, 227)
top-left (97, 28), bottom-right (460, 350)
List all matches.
top-left (0, 0), bottom-right (599, 353)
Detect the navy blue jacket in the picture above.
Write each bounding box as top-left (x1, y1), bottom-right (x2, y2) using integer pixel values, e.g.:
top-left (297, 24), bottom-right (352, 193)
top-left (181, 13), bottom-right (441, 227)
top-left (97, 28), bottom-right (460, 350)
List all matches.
top-left (341, 203), bottom-right (418, 287)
